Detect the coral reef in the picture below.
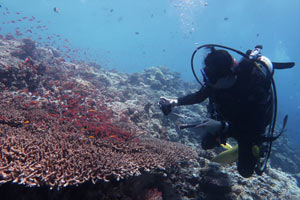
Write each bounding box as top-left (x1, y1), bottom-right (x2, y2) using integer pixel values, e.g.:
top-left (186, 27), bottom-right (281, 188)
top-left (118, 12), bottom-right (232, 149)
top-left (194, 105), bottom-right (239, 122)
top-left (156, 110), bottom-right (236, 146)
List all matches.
top-left (1, 36), bottom-right (300, 199)
top-left (0, 36), bottom-right (196, 189)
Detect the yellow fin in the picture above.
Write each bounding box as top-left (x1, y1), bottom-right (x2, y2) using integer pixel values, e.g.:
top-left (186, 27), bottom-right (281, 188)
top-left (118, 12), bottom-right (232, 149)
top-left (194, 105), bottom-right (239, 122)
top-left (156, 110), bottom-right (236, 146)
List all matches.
top-left (211, 145), bottom-right (238, 165)
top-left (221, 143), bottom-right (232, 150)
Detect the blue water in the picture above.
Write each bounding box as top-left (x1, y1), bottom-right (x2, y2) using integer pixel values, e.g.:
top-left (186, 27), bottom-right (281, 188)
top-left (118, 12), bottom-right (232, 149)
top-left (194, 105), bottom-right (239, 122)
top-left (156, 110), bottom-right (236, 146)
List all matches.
top-left (1, 0), bottom-right (300, 147)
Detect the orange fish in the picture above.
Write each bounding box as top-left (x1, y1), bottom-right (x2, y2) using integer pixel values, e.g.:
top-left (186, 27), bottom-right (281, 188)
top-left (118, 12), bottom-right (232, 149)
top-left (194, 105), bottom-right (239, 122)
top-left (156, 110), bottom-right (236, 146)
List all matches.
top-left (109, 135), bottom-right (118, 138)
top-left (89, 109), bottom-right (96, 112)
top-left (24, 57), bottom-right (30, 63)
top-left (24, 57), bottom-right (33, 64)
top-left (24, 120), bottom-right (30, 124)
top-left (88, 136), bottom-right (94, 139)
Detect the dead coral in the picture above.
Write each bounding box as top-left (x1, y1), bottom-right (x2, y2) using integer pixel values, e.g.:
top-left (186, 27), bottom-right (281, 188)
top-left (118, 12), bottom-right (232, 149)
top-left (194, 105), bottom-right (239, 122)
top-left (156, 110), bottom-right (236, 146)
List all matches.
top-left (11, 38), bottom-right (36, 60)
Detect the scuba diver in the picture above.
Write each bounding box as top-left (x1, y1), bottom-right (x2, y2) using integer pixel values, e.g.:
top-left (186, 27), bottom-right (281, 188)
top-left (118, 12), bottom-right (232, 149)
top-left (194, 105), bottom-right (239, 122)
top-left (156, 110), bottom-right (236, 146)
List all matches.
top-left (159, 44), bottom-right (294, 178)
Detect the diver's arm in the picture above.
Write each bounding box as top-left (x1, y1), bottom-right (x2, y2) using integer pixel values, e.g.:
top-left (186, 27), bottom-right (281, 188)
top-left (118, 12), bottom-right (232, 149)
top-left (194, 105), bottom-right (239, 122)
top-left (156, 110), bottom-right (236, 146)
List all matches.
top-left (177, 86), bottom-right (210, 106)
top-left (158, 86), bottom-right (210, 115)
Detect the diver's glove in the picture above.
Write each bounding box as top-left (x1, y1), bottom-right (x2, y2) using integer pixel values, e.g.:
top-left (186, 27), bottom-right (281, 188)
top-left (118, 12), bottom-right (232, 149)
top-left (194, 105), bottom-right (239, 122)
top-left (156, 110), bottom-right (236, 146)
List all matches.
top-left (196, 118), bottom-right (229, 149)
top-left (158, 97), bottom-right (178, 115)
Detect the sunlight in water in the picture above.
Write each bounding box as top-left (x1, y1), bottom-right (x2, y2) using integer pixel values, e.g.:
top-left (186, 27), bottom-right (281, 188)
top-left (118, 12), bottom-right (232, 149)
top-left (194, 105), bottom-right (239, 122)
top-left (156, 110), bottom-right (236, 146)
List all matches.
top-left (170, 0), bottom-right (208, 35)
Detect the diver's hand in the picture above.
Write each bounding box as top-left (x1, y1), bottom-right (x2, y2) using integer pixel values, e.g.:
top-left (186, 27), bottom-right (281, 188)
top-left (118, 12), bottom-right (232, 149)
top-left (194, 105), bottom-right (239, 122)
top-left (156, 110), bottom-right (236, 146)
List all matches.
top-left (196, 118), bottom-right (223, 135)
top-left (159, 97), bottom-right (178, 107)
top-left (158, 97), bottom-right (178, 115)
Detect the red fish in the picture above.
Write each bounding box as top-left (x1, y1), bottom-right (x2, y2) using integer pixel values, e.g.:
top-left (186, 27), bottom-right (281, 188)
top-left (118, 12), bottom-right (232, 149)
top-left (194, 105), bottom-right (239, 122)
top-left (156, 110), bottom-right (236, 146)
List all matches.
top-left (15, 30), bottom-right (23, 36)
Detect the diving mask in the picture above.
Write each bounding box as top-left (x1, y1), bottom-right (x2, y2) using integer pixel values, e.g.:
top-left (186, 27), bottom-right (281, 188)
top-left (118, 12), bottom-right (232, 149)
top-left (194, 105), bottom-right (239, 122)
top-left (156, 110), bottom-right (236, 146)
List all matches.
top-left (201, 68), bottom-right (236, 89)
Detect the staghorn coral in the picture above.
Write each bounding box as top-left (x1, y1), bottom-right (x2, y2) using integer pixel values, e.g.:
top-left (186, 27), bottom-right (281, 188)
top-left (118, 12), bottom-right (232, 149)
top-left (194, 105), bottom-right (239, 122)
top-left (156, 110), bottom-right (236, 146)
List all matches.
top-left (0, 112), bottom-right (196, 188)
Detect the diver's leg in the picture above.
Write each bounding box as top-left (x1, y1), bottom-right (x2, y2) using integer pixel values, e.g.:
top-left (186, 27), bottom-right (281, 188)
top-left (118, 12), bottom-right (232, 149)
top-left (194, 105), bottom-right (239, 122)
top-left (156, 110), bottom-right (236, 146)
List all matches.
top-left (237, 140), bottom-right (257, 178)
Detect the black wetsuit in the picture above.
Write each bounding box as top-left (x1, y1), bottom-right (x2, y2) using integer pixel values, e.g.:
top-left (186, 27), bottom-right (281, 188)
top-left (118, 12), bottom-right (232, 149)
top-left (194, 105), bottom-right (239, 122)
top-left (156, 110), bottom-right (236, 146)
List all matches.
top-left (177, 59), bottom-right (273, 177)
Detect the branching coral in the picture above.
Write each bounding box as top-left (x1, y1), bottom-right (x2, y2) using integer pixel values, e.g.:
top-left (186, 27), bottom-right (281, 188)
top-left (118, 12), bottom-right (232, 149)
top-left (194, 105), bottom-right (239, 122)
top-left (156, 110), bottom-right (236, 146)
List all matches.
top-left (0, 37), bottom-right (197, 188)
top-left (0, 104), bottom-right (196, 187)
